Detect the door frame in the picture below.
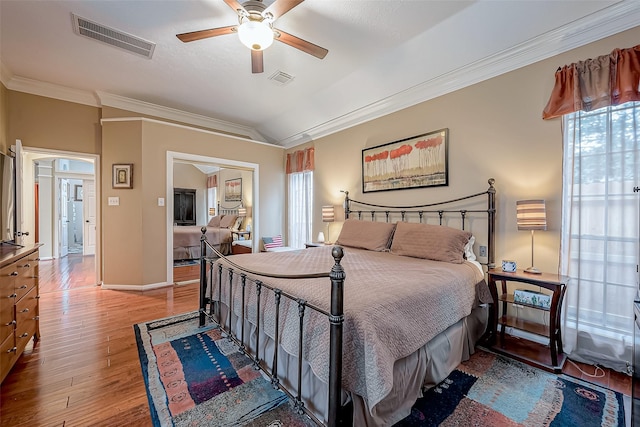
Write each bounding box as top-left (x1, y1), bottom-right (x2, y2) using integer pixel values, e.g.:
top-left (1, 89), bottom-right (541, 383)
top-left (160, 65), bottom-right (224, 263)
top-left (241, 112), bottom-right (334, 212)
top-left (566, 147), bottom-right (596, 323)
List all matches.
top-left (166, 151), bottom-right (259, 285)
top-left (21, 146), bottom-right (101, 286)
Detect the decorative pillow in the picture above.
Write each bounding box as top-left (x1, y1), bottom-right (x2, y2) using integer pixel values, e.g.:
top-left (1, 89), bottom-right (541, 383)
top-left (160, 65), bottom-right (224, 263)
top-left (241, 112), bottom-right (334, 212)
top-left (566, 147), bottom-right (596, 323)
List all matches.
top-left (464, 235), bottom-right (477, 261)
top-left (390, 222), bottom-right (472, 264)
top-left (262, 235), bottom-right (283, 250)
top-left (335, 219), bottom-right (396, 252)
top-left (220, 214), bottom-right (238, 229)
top-left (207, 215), bottom-right (223, 227)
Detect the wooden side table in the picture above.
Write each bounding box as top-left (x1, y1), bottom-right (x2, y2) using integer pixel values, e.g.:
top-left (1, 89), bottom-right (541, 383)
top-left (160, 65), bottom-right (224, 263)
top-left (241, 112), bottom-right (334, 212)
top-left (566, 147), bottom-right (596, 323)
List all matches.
top-left (304, 242), bottom-right (324, 248)
top-left (487, 269), bottom-right (569, 372)
top-left (231, 230), bottom-right (251, 241)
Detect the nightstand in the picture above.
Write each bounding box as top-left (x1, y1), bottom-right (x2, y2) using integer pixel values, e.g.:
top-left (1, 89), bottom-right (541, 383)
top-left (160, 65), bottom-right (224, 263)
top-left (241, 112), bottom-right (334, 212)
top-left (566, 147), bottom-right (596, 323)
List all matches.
top-left (232, 230), bottom-right (251, 241)
top-left (487, 269), bottom-right (569, 372)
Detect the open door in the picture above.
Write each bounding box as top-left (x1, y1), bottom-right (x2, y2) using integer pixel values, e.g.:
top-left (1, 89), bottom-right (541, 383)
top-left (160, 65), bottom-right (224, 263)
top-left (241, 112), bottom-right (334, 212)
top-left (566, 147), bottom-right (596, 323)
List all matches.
top-left (13, 140), bottom-right (25, 245)
top-left (83, 180), bottom-right (96, 255)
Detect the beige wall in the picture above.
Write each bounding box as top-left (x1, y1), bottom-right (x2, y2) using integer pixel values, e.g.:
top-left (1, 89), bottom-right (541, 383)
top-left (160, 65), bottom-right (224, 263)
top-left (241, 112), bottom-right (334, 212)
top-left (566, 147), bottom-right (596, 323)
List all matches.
top-left (305, 26), bottom-right (640, 275)
top-left (9, 91), bottom-right (102, 155)
top-left (173, 163), bottom-right (208, 226)
top-left (114, 119), bottom-right (283, 286)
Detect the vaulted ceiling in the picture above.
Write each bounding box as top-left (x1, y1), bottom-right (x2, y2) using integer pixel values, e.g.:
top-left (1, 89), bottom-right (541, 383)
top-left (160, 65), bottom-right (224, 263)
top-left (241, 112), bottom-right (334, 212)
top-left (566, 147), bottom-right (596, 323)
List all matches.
top-left (1, 1), bottom-right (638, 147)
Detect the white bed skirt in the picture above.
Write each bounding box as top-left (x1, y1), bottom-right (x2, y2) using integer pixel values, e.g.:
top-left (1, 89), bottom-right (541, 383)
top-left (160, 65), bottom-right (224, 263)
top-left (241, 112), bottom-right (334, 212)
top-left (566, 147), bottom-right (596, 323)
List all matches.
top-left (213, 302), bottom-right (488, 426)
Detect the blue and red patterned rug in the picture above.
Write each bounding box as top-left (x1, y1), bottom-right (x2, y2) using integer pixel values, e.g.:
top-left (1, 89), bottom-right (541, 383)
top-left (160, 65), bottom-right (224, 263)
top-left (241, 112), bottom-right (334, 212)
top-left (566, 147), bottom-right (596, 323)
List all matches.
top-left (395, 349), bottom-right (626, 426)
top-left (134, 312), bottom-right (315, 426)
top-left (135, 312), bottom-right (627, 426)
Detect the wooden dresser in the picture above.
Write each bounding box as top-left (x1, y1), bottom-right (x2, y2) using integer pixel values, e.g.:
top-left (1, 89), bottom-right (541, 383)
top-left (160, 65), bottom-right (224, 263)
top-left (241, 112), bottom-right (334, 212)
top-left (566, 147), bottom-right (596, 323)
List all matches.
top-left (0, 244), bottom-right (41, 384)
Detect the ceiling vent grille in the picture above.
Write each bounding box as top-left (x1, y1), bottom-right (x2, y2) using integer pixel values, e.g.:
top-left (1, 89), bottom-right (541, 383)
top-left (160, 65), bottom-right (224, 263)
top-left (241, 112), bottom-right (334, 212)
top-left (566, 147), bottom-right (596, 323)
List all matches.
top-left (72, 13), bottom-right (155, 59)
top-left (269, 70), bottom-right (295, 86)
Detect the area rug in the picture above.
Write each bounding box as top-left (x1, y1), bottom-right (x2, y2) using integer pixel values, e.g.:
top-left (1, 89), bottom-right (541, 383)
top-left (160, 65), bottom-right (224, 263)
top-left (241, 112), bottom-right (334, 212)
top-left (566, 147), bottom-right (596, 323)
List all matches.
top-left (394, 349), bottom-right (626, 426)
top-left (136, 312), bottom-right (626, 427)
top-left (134, 312), bottom-right (315, 427)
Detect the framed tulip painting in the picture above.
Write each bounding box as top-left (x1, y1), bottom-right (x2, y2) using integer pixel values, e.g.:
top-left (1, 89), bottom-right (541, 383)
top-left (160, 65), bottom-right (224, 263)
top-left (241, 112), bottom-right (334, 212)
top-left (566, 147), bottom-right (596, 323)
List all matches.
top-left (362, 128), bottom-right (449, 193)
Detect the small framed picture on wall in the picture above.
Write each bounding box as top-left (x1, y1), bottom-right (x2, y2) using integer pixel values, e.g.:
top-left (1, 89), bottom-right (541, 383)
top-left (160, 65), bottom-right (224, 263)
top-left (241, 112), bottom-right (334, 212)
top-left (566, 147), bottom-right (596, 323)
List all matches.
top-left (112, 163), bottom-right (133, 189)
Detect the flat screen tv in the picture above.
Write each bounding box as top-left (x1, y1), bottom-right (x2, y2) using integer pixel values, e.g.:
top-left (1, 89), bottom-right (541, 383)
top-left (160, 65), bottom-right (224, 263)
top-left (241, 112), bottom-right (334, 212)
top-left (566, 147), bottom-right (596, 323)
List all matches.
top-left (0, 152), bottom-right (16, 244)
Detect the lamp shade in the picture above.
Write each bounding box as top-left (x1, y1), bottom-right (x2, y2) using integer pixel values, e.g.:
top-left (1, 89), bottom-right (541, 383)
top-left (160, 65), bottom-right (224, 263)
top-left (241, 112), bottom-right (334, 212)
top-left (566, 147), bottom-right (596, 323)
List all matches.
top-left (208, 207), bottom-right (216, 216)
top-left (237, 20), bottom-right (274, 51)
top-left (516, 200), bottom-right (547, 231)
top-left (322, 205), bottom-right (335, 222)
top-left (238, 207), bottom-right (247, 217)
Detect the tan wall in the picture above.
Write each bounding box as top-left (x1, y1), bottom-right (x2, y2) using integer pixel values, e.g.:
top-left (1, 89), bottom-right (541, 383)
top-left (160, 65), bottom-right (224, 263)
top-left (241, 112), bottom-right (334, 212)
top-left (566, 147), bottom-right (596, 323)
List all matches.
top-left (134, 119), bottom-right (283, 286)
top-left (219, 167), bottom-right (254, 230)
top-left (305, 26), bottom-right (640, 275)
top-left (102, 120), bottom-right (144, 286)
top-left (8, 92), bottom-right (101, 154)
top-left (173, 163), bottom-right (208, 226)
top-left (0, 83), bottom-right (8, 154)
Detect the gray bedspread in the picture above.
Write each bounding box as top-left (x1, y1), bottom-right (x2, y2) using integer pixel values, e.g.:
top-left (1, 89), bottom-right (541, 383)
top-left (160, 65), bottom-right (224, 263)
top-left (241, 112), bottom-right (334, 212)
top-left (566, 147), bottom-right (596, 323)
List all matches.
top-left (173, 225), bottom-right (232, 249)
top-left (213, 245), bottom-right (490, 412)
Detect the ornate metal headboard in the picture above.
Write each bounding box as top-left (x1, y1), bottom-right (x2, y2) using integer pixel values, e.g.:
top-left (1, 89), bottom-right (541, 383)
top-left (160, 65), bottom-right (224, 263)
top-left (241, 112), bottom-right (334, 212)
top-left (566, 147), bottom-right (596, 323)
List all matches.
top-left (343, 178), bottom-right (496, 269)
top-left (217, 202), bottom-right (242, 217)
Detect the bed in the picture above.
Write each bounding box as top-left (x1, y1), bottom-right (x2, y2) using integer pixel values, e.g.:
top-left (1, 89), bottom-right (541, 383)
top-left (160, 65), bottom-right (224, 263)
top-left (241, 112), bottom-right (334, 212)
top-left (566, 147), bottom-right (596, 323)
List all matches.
top-left (197, 179), bottom-right (496, 426)
top-left (173, 206), bottom-right (242, 261)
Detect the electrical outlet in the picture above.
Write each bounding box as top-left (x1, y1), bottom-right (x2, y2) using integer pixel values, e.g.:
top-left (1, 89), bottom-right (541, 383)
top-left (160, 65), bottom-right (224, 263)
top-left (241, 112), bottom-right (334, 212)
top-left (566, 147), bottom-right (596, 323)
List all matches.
top-left (479, 246), bottom-right (487, 257)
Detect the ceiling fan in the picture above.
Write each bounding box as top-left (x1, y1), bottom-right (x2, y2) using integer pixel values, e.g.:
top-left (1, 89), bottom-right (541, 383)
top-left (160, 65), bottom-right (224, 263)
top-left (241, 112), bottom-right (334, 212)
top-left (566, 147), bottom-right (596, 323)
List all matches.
top-left (176, 0), bottom-right (328, 74)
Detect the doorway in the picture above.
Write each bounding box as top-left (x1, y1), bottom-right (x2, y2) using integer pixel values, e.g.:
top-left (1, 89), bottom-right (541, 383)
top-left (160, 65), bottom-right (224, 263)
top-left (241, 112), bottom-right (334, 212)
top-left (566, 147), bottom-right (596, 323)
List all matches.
top-left (166, 151), bottom-right (259, 285)
top-left (21, 148), bottom-right (101, 290)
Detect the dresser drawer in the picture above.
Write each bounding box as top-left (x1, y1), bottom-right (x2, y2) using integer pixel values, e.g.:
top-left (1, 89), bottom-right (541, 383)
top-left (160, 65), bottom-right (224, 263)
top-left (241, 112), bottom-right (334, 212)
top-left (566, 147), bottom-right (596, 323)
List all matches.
top-left (14, 276), bottom-right (36, 302)
top-left (0, 333), bottom-right (17, 383)
top-left (0, 306), bottom-right (14, 345)
top-left (15, 292), bottom-right (37, 356)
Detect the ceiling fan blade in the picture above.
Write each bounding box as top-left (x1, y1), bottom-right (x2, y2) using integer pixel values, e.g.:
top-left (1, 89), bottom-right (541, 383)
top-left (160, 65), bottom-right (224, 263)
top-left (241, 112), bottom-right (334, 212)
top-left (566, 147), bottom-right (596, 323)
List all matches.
top-left (176, 25), bottom-right (237, 43)
top-left (274, 29), bottom-right (328, 59)
top-left (223, 0), bottom-right (246, 14)
top-left (251, 50), bottom-right (264, 74)
top-left (264, 0), bottom-right (304, 20)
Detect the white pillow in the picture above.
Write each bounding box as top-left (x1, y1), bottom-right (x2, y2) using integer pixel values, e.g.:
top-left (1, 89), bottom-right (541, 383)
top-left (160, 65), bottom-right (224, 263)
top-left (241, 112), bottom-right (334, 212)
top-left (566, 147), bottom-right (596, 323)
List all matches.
top-left (464, 235), bottom-right (477, 261)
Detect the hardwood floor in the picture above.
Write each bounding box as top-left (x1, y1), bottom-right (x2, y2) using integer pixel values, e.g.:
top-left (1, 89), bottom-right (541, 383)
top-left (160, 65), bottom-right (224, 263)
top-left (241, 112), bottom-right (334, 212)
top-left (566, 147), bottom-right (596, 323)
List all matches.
top-left (1, 255), bottom-right (199, 427)
top-left (38, 254), bottom-right (98, 293)
top-left (0, 256), bottom-right (631, 426)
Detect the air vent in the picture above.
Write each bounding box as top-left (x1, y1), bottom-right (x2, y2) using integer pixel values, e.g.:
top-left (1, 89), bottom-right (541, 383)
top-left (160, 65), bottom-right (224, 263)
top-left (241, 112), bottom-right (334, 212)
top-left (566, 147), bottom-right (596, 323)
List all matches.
top-left (72, 13), bottom-right (155, 59)
top-left (269, 70), bottom-right (295, 86)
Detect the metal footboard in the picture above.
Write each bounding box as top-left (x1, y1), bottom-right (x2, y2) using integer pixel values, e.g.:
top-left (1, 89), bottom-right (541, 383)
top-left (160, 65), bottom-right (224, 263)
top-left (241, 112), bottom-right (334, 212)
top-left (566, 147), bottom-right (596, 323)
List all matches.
top-left (198, 234), bottom-right (346, 426)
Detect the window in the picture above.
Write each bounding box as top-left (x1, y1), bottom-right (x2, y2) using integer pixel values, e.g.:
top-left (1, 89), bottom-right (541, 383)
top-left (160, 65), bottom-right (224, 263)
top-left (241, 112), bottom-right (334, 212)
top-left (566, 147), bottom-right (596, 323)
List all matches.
top-left (287, 171), bottom-right (313, 249)
top-left (561, 102), bottom-right (640, 370)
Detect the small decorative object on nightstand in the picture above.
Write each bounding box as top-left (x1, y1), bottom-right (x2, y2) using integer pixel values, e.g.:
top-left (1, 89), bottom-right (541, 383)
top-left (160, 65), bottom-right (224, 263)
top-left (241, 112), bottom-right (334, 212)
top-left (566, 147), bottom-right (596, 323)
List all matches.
top-left (487, 268), bottom-right (569, 372)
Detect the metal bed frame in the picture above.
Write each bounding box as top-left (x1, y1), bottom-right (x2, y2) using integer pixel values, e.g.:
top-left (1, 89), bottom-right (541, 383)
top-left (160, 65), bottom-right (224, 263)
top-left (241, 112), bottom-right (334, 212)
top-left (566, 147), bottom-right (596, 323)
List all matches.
top-left (198, 178), bottom-right (496, 426)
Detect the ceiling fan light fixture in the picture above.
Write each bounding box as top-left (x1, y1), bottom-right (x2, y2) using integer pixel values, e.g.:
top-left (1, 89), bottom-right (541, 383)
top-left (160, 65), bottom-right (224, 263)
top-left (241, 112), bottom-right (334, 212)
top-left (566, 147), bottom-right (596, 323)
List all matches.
top-left (237, 20), bottom-right (274, 51)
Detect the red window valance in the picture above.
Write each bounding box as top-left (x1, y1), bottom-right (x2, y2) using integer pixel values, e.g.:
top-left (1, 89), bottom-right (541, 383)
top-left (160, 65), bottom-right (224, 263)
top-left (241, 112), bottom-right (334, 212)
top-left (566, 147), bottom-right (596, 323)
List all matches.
top-left (207, 174), bottom-right (217, 188)
top-left (542, 44), bottom-right (640, 120)
top-left (286, 147), bottom-right (314, 174)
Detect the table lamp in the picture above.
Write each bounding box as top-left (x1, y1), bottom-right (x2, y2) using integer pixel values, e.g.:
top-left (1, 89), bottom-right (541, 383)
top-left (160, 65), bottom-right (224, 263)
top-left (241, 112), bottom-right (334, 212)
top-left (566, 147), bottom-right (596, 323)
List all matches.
top-left (516, 199), bottom-right (547, 274)
top-left (322, 205), bottom-right (335, 243)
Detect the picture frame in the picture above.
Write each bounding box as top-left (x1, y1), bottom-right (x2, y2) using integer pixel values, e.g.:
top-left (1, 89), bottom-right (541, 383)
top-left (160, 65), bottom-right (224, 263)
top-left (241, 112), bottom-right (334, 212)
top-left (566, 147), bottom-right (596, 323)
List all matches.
top-left (362, 128), bottom-right (449, 193)
top-left (224, 178), bottom-right (242, 202)
top-left (74, 184), bottom-right (83, 201)
top-left (112, 163), bottom-right (133, 189)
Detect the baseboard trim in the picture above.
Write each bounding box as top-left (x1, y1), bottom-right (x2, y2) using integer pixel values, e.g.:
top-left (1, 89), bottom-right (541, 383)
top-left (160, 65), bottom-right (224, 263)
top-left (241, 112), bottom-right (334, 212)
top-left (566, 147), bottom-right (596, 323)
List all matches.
top-left (101, 282), bottom-right (170, 291)
top-left (175, 279), bottom-right (199, 286)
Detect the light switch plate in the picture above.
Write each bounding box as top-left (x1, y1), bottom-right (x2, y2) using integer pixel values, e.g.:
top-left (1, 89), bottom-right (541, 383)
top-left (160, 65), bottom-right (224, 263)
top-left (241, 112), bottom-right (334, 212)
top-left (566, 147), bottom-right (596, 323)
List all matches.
top-left (158, 197), bottom-right (165, 206)
top-left (108, 197), bottom-right (119, 206)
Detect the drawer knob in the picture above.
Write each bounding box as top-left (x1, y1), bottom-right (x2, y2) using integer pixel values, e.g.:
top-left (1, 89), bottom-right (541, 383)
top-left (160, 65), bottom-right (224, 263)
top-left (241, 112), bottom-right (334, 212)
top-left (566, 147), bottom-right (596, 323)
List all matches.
top-left (6, 347), bottom-right (17, 353)
top-left (4, 320), bottom-right (16, 326)
top-left (20, 308), bottom-right (29, 313)
top-left (19, 333), bottom-right (29, 338)
top-left (21, 263), bottom-right (30, 268)
top-left (9, 271), bottom-right (18, 277)
top-left (8, 293), bottom-right (17, 298)
top-left (34, 316), bottom-right (39, 321)
top-left (18, 285), bottom-right (28, 289)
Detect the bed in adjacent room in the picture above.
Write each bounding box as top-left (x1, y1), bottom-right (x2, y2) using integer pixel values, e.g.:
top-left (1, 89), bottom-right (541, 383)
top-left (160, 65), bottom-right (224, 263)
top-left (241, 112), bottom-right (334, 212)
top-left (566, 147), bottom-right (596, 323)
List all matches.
top-left (198, 179), bottom-right (496, 426)
top-left (173, 213), bottom-right (241, 260)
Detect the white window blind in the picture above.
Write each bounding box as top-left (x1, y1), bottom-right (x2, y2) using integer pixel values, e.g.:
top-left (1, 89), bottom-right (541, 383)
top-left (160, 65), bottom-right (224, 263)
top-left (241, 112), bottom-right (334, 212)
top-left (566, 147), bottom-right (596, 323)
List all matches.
top-left (287, 171), bottom-right (313, 249)
top-left (561, 102), bottom-right (640, 371)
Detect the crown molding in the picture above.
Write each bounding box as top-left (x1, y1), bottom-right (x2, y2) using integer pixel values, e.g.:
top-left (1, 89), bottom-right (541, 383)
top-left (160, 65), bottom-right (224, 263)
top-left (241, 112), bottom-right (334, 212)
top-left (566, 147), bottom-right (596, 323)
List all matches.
top-left (1, 74), bottom-right (268, 144)
top-left (96, 92), bottom-right (268, 143)
top-left (4, 75), bottom-right (100, 107)
top-left (278, 1), bottom-right (640, 148)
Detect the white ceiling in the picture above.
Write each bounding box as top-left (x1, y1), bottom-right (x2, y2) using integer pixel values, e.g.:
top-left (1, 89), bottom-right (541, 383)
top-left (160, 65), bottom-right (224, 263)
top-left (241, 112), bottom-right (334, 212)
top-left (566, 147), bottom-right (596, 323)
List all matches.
top-left (1, 1), bottom-right (639, 148)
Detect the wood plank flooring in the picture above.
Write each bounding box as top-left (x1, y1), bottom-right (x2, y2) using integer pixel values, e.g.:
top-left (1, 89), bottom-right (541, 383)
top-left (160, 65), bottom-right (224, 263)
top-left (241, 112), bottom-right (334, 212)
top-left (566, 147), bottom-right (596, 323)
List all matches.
top-left (0, 255), bottom-right (631, 426)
